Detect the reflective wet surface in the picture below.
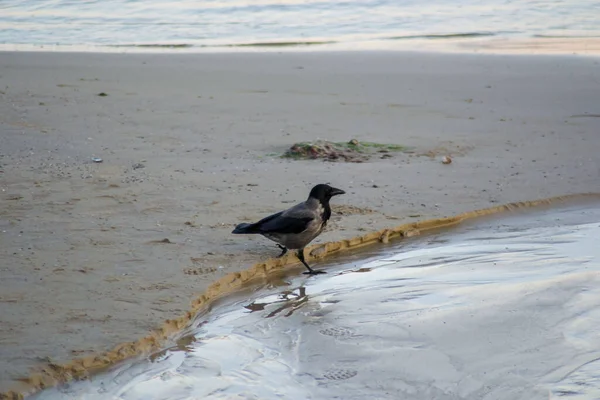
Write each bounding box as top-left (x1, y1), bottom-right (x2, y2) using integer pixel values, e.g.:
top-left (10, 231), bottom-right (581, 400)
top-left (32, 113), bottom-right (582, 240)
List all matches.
top-left (32, 203), bottom-right (600, 400)
top-left (1, 0), bottom-right (598, 50)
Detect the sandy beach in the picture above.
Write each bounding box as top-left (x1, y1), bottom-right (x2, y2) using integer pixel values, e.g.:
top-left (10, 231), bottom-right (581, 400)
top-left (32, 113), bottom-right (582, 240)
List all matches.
top-left (1, 49), bottom-right (599, 395)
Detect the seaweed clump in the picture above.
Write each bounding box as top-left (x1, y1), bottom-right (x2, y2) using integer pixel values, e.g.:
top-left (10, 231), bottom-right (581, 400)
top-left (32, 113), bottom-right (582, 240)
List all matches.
top-left (283, 139), bottom-right (407, 162)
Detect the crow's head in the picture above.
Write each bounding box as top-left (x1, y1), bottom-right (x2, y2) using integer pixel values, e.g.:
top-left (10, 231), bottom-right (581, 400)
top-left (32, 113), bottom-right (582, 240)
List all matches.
top-left (308, 184), bottom-right (345, 203)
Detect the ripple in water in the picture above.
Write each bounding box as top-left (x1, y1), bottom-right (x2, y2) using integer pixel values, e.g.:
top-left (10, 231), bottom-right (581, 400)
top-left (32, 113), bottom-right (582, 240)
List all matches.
top-left (1, 0), bottom-right (599, 49)
top-left (32, 203), bottom-right (600, 400)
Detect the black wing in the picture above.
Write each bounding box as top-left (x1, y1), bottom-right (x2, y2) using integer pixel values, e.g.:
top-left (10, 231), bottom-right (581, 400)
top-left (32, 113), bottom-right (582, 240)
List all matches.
top-left (258, 214), bottom-right (314, 234)
top-left (257, 201), bottom-right (318, 234)
top-left (232, 211), bottom-right (284, 234)
top-left (233, 202), bottom-right (316, 235)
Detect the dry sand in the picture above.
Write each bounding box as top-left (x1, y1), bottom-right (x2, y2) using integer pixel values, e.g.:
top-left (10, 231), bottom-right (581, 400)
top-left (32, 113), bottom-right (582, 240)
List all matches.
top-left (0, 50), bottom-right (599, 394)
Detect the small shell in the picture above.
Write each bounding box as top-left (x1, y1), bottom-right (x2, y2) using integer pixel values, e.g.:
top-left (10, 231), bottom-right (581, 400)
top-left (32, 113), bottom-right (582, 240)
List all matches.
top-left (92, 157), bottom-right (103, 163)
top-left (441, 156), bottom-right (452, 164)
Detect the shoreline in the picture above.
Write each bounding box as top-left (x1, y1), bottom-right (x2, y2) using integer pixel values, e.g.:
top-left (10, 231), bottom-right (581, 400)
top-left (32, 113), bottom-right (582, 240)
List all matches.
top-left (1, 37), bottom-right (599, 56)
top-left (1, 49), bottom-right (599, 396)
top-left (4, 193), bottom-right (600, 399)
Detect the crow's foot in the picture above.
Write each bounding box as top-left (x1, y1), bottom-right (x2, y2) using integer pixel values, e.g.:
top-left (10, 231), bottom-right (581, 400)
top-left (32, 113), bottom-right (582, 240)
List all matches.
top-left (276, 245), bottom-right (288, 258)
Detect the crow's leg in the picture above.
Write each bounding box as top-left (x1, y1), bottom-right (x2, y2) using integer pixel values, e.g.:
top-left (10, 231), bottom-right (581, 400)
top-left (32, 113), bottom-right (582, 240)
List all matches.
top-left (297, 249), bottom-right (326, 275)
top-left (276, 244), bottom-right (288, 258)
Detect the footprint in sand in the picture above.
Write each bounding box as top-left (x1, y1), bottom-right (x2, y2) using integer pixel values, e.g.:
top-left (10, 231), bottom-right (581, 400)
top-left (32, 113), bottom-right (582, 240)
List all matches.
top-left (323, 368), bottom-right (358, 380)
top-left (318, 325), bottom-right (355, 339)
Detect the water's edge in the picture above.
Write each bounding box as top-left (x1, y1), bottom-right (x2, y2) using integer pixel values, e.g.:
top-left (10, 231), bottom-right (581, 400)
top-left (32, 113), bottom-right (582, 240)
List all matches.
top-left (2, 36), bottom-right (600, 56)
top-left (3, 192), bottom-right (600, 399)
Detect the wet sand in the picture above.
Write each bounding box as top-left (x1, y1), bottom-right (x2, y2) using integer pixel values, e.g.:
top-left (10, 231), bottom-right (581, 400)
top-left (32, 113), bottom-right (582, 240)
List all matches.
top-left (1, 50), bottom-right (599, 395)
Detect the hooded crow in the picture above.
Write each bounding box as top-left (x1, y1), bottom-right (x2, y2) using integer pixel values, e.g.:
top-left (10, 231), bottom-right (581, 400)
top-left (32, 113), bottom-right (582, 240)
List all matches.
top-left (232, 183), bottom-right (345, 275)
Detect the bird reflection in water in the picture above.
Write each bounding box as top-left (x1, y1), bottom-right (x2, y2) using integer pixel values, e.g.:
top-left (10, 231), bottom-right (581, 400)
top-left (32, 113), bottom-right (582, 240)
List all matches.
top-left (244, 286), bottom-right (308, 318)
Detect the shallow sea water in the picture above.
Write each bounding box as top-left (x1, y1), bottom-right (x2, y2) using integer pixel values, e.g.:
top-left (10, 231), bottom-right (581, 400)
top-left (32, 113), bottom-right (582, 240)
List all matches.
top-left (32, 202), bottom-right (600, 400)
top-left (1, 0), bottom-right (599, 50)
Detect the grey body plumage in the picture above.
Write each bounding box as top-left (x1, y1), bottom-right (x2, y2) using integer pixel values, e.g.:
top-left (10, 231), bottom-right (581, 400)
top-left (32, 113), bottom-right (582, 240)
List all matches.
top-left (232, 184), bottom-right (345, 274)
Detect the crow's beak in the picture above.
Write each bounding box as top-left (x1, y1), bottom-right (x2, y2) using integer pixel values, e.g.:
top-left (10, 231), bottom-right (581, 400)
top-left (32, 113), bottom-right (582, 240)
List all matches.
top-left (330, 187), bottom-right (345, 196)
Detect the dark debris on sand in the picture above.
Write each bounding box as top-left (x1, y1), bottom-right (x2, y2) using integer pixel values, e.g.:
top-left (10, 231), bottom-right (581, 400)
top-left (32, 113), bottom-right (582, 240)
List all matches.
top-left (283, 139), bottom-right (409, 163)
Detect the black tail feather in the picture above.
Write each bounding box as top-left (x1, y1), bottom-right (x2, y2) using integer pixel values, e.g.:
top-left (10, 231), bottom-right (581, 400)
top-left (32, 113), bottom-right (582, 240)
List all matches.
top-left (231, 222), bottom-right (259, 234)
